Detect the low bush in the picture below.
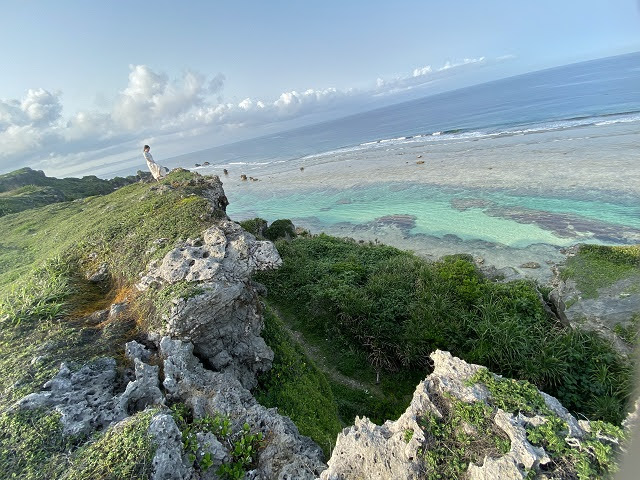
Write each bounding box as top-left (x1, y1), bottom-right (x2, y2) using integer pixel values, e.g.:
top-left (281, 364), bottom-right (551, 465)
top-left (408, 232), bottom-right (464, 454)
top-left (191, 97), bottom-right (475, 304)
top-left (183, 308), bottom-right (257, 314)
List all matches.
top-left (256, 234), bottom-right (634, 424)
top-left (239, 217), bottom-right (268, 238)
top-left (264, 219), bottom-right (296, 241)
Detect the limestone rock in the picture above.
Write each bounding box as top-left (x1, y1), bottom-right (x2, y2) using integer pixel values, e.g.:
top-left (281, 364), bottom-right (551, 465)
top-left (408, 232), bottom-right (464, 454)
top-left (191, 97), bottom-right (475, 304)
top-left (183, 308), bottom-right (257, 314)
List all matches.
top-left (125, 340), bottom-right (152, 362)
top-left (623, 397), bottom-right (640, 437)
top-left (138, 220), bottom-right (281, 390)
top-left (320, 350), bottom-right (590, 480)
top-left (117, 358), bottom-right (165, 415)
top-left (149, 413), bottom-right (193, 480)
top-left (15, 358), bottom-right (120, 436)
top-left (16, 355), bottom-right (166, 436)
top-left (159, 337), bottom-right (326, 480)
top-left (196, 432), bottom-right (228, 472)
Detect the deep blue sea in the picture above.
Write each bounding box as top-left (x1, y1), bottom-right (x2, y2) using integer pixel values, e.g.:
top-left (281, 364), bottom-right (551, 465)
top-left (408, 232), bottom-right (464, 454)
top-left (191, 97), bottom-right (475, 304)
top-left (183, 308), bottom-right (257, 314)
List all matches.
top-left (171, 51), bottom-right (640, 169)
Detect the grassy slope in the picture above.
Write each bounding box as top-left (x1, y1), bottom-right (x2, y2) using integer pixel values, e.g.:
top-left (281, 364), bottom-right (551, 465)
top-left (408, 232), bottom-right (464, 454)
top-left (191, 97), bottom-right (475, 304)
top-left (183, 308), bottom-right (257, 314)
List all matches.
top-left (255, 234), bottom-right (636, 425)
top-left (255, 305), bottom-right (342, 457)
top-left (0, 170), bottom-right (217, 479)
top-left (561, 244), bottom-right (640, 298)
top-left (0, 167), bottom-right (140, 217)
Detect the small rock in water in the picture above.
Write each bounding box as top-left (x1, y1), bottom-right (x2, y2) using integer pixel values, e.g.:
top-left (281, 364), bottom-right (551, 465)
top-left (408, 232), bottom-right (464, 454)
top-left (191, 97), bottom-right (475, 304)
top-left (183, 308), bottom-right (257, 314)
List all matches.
top-left (241, 174), bottom-right (247, 181)
top-left (520, 261), bottom-right (541, 269)
top-left (416, 160), bottom-right (425, 164)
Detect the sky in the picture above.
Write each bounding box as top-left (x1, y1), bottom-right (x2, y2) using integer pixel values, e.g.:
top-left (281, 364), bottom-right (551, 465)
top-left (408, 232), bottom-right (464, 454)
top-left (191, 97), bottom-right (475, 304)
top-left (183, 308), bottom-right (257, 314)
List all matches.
top-left (1, 0), bottom-right (639, 178)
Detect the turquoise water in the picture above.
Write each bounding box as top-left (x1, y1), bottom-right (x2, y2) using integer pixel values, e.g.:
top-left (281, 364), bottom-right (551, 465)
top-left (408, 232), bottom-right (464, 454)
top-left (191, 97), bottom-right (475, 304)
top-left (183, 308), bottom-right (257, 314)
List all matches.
top-left (227, 182), bottom-right (639, 249)
top-left (209, 52), bottom-right (640, 262)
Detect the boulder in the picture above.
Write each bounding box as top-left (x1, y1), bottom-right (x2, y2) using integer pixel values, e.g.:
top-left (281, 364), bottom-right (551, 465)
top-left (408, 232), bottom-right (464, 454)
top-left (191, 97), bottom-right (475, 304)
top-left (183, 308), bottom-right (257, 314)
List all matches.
top-left (320, 350), bottom-right (624, 480)
top-left (159, 337), bottom-right (326, 479)
top-left (137, 220), bottom-right (281, 389)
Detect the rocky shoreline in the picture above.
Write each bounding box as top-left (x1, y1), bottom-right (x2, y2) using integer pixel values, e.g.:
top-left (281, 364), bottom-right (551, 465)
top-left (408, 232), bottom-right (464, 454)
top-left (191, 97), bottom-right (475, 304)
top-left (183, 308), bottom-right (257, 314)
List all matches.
top-left (4, 173), bottom-right (638, 479)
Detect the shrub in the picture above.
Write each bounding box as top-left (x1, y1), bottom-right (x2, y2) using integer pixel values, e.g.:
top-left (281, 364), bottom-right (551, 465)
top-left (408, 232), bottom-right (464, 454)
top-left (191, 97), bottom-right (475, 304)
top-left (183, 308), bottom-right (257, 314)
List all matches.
top-left (256, 235), bottom-right (634, 424)
top-left (239, 217), bottom-right (268, 238)
top-left (264, 219), bottom-right (296, 241)
top-left (255, 306), bottom-right (341, 457)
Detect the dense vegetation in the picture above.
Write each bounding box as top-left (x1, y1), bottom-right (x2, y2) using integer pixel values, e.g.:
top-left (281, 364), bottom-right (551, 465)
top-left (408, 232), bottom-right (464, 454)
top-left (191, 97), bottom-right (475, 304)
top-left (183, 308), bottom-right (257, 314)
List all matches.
top-left (0, 167), bottom-right (142, 217)
top-left (256, 234), bottom-right (635, 425)
top-left (0, 169), bottom-right (636, 478)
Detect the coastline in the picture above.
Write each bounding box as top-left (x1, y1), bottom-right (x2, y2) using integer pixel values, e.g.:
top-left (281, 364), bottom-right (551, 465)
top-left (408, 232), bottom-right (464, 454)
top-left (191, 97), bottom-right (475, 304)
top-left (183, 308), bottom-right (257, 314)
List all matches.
top-left (217, 120), bottom-right (639, 284)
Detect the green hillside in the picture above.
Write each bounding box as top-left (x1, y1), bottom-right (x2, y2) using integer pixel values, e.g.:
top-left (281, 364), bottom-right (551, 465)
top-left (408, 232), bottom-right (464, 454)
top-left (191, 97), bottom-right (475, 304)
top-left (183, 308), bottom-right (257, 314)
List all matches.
top-left (0, 167), bottom-right (145, 217)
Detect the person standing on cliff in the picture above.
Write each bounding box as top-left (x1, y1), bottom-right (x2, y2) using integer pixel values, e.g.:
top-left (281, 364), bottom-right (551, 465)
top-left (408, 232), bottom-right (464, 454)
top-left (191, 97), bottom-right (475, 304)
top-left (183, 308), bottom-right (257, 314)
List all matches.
top-left (143, 145), bottom-right (169, 181)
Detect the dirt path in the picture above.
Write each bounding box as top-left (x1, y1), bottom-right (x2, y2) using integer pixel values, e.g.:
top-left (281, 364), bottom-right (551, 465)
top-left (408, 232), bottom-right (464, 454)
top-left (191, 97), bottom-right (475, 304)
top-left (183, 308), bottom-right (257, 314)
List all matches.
top-left (268, 305), bottom-right (384, 397)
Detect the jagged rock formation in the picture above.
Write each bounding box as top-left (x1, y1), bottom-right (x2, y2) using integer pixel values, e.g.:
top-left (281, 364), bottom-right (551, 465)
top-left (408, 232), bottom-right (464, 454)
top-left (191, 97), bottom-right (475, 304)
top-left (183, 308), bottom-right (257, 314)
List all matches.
top-left (320, 350), bottom-right (625, 480)
top-left (12, 175), bottom-right (326, 479)
top-left (138, 219), bottom-right (281, 390)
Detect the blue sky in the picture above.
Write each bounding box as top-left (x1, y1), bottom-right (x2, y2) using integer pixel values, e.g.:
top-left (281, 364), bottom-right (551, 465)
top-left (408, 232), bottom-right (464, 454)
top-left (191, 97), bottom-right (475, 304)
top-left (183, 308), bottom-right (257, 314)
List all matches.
top-left (1, 0), bottom-right (639, 177)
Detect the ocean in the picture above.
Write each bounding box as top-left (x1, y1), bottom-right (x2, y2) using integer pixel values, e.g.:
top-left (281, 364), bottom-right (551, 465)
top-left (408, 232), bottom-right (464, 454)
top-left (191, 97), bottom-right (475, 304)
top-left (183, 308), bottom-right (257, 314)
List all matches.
top-left (174, 52), bottom-right (640, 280)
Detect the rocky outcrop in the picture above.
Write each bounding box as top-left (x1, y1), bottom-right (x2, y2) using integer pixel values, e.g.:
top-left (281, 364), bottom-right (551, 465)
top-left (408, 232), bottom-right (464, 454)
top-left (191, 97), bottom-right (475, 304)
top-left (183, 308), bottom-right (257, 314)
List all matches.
top-left (138, 219), bottom-right (281, 390)
top-left (15, 355), bottom-right (164, 436)
top-left (159, 337), bottom-right (325, 479)
top-left (320, 350), bottom-right (625, 480)
top-left (12, 175), bottom-right (327, 479)
top-left (549, 250), bottom-right (640, 356)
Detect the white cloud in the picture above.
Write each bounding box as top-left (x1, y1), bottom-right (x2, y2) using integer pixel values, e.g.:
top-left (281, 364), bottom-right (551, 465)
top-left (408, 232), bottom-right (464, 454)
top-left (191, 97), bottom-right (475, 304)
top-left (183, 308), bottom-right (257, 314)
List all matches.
top-left (0, 54), bottom-right (511, 177)
top-left (111, 65), bottom-right (216, 131)
top-left (21, 88), bottom-right (63, 126)
top-left (373, 56), bottom-right (491, 96)
top-left (413, 65), bottom-right (433, 77)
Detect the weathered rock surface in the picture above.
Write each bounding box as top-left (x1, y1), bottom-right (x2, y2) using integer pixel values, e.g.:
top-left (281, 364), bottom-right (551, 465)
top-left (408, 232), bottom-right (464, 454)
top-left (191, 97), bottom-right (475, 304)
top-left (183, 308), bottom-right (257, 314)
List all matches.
top-left (138, 219), bottom-right (281, 390)
top-left (551, 273), bottom-right (640, 356)
top-left (319, 350), bottom-right (622, 480)
top-left (15, 355), bottom-right (165, 436)
top-left (160, 337), bottom-right (326, 479)
top-left (148, 413), bottom-right (192, 480)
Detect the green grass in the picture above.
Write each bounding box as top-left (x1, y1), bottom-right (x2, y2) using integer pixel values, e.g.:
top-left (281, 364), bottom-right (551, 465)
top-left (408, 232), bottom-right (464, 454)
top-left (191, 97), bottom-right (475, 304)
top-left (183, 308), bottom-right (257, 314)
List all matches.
top-left (0, 403), bottom-right (156, 480)
top-left (0, 171), bottom-right (219, 406)
top-left (0, 170), bottom-right (225, 478)
top-left (0, 408), bottom-right (84, 479)
top-left (525, 415), bottom-right (625, 479)
top-left (0, 170), bottom-right (215, 288)
top-left (614, 314), bottom-right (639, 347)
top-left (255, 234), bottom-right (635, 425)
top-left (467, 368), bottom-right (550, 416)
top-left (561, 244), bottom-right (640, 299)
top-left (61, 409), bottom-right (157, 480)
top-left (265, 301), bottom-right (424, 422)
top-left (0, 167), bottom-right (140, 217)
top-left (239, 217), bottom-right (268, 238)
top-left (416, 397), bottom-right (510, 480)
top-left (255, 305), bottom-right (342, 457)
top-left (467, 366), bottom-right (627, 479)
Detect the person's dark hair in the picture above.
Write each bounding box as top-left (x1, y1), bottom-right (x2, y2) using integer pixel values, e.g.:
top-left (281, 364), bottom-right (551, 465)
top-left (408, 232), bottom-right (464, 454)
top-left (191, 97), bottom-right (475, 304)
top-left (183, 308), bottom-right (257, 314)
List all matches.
top-left (143, 145), bottom-right (150, 150)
